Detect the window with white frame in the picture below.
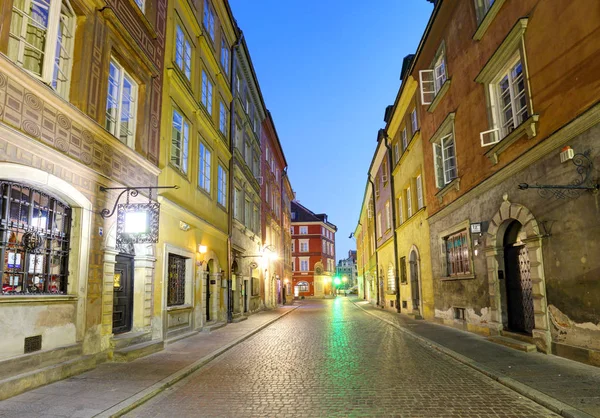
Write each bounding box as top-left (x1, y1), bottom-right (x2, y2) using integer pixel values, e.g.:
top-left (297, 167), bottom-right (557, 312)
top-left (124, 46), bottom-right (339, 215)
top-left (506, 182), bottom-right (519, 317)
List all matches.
top-left (474, 0), bottom-right (495, 24)
top-left (416, 175), bottom-right (424, 210)
top-left (300, 259), bottom-right (309, 272)
top-left (377, 213), bottom-right (382, 237)
top-left (394, 142), bottom-right (400, 164)
top-left (406, 187), bottom-right (412, 218)
top-left (297, 281), bottom-right (309, 291)
top-left (175, 25), bottom-right (192, 80)
top-left (233, 187), bottom-right (241, 219)
top-left (411, 108), bottom-right (418, 135)
top-left (105, 59), bottom-right (138, 147)
top-left (171, 109), bottom-right (189, 173)
top-left (432, 130), bottom-right (458, 189)
top-left (385, 201), bottom-right (391, 231)
top-left (419, 43), bottom-right (448, 105)
top-left (382, 159), bottom-right (389, 184)
top-left (300, 226), bottom-right (308, 235)
top-left (219, 101), bottom-right (228, 135)
top-left (217, 164), bottom-right (227, 206)
top-left (8, 0), bottom-right (76, 99)
top-left (397, 196), bottom-right (403, 224)
top-left (201, 71), bottom-right (213, 114)
top-left (388, 266), bottom-right (395, 291)
top-left (198, 141), bottom-right (211, 192)
top-left (300, 240), bottom-right (308, 252)
top-left (244, 198), bottom-right (252, 228)
top-left (203, 0), bottom-right (215, 41)
top-left (221, 36), bottom-right (230, 76)
top-left (444, 229), bottom-right (471, 277)
top-left (375, 176), bottom-right (380, 199)
top-left (134, 0), bottom-right (145, 12)
top-left (401, 128), bottom-right (408, 151)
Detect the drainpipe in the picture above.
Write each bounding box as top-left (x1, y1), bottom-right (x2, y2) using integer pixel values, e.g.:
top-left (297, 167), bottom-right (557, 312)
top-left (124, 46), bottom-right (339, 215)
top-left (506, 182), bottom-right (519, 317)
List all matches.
top-left (368, 176), bottom-right (380, 307)
top-left (381, 130), bottom-right (402, 313)
top-left (226, 30), bottom-right (244, 323)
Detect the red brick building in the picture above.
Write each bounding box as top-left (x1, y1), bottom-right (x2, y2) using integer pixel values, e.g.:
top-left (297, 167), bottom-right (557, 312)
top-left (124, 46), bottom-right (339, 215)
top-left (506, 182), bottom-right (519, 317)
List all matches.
top-left (291, 201), bottom-right (337, 298)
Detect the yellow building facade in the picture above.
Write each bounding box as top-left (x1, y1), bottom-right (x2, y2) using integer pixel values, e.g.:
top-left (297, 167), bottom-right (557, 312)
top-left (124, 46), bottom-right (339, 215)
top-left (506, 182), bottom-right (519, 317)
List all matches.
top-left (387, 75), bottom-right (434, 319)
top-left (156, 0), bottom-right (236, 341)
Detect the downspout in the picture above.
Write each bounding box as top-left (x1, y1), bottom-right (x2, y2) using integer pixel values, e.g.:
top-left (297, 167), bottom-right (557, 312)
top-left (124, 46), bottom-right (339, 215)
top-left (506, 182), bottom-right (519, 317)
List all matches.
top-left (226, 30), bottom-right (244, 323)
top-left (368, 176), bottom-right (380, 307)
top-left (382, 131), bottom-right (401, 313)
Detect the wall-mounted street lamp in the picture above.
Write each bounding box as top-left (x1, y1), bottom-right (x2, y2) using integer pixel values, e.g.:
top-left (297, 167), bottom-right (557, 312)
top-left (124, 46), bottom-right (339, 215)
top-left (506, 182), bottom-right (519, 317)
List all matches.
top-left (197, 245), bottom-right (208, 267)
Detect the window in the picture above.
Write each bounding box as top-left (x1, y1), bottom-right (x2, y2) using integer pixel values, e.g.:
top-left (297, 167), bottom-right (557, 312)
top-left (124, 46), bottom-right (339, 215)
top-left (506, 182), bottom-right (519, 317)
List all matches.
top-left (198, 141), bottom-right (211, 192)
top-left (167, 254), bottom-right (186, 306)
top-left (300, 240), bottom-right (308, 252)
top-left (388, 267), bottom-right (395, 291)
top-left (1, 181), bottom-right (71, 295)
top-left (8, 0), bottom-right (76, 99)
top-left (175, 25), bottom-right (192, 80)
top-left (474, 0), bottom-right (495, 23)
top-left (416, 175), bottom-right (424, 210)
top-left (219, 101), bottom-right (228, 135)
top-left (253, 204), bottom-right (259, 233)
top-left (444, 230), bottom-right (470, 277)
top-left (375, 176), bottom-right (380, 199)
top-left (300, 259), bottom-right (309, 272)
top-left (171, 110), bottom-right (189, 173)
top-left (397, 196), bottom-right (403, 224)
top-left (291, 212), bottom-right (296, 220)
top-left (105, 59), bottom-right (138, 147)
top-left (377, 213), bottom-right (382, 237)
top-left (401, 128), bottom-right (408, 152)
top-left (400, 257), bottom-right (407, 284)
top-left (406, 187), bottom-right (412, 218)
top-left (382, 159), bottom-right (388, 184)
top-left (419, 44), bottom-right (448, 105)
top-left (299, 226), bottom-right (308, 235)
top-left (221, 36), bottom-right (230, 76)
top-left (394, 142), bottom-right (400, 164)
top-left (385, 201), bottom-right (391, 231)
top-left (433, 132), bottom-right (457, 188)
top-left (201, 71), bottom-right (213, 114)
top-left (290, 226), bottom-right (294, 234)
top-left (297, 281), bottom-right (309, 292)
top-left (410, 108), bottom-right (418, 135)
top-left (134, 0), bottom-right (145, 11)
top-left (291, 240), bottom-right (295, 252)
top-left (321, 226), bottom-right (325, 236)
top-left (244, 198), bottom-right (252, 228)
top-left (233, 187), bottom-right (241, 220)
top-left (203, 0), bottom-right (215, 41)
top-left (217, 164), bottom-right (227, 206)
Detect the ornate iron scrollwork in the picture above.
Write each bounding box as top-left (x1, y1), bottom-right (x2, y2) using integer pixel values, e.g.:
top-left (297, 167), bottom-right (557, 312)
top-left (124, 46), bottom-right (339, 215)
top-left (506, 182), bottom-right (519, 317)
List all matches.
top-left (518, 151), bottom-right (599, 199)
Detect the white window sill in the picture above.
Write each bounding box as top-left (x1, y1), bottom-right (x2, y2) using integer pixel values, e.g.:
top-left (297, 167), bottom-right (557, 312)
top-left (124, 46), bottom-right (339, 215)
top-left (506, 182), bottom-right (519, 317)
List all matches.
top-left (167, 304), bottom-right (193, 312)
top-left (440, 275), bottom-right (476, 282)
top-left (0, 295), bottom-right (78, 304)
top-left (428, 79), bottom-right (451, 113)
top-left (435, 177), bottom-right (460, 204)
top-left (485, 114), bottom-right (539, 165)
top-left (473, 0), bottom-right (507, 41)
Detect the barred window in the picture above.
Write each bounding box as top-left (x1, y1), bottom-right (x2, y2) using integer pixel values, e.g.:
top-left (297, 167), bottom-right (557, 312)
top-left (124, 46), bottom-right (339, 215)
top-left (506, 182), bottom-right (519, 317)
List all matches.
top-left (1, 181), bottom-right (71, 295)
top-left (444, 230), bottom-right (470, 276)
top-left (167, 254), bottom-right (186, 306)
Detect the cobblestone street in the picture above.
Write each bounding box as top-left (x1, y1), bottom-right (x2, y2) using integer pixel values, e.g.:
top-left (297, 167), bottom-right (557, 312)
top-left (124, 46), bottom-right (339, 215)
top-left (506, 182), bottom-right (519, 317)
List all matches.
top-left (126, 299), bottom-right (557, 417)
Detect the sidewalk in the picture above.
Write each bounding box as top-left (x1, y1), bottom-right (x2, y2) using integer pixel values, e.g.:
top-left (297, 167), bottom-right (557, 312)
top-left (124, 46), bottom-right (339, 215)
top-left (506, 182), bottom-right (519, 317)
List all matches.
top-left (350, 297), bottom-right (600, 418)
top-left (0, 306), bottom-right (298, 418)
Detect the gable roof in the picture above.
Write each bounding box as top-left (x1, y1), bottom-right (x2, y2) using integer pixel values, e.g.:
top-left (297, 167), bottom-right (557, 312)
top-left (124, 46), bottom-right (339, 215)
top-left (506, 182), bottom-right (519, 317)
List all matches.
top-left (291, 200), bottom-right (338, 231)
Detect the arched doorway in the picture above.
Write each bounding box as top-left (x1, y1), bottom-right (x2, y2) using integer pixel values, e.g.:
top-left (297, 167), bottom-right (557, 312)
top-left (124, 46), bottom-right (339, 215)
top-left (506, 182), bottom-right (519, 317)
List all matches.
top-left (502, 220), bottom-right (534, 334)
top-left (205, 264), bottom-right (211, 322)
top-left (231, 260), bottom-right (239, 318)
top-left (409, 249), bottom-right (421, 316)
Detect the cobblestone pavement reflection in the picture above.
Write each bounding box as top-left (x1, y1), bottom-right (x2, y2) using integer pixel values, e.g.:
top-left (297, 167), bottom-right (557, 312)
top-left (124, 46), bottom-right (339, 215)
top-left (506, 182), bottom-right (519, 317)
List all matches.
top-left (126, 299), bottom-right (557, 417)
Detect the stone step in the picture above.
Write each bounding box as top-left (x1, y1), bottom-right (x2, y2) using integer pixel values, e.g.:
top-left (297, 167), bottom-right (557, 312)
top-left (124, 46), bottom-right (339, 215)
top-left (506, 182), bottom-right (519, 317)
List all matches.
top-left (487, 335), bottom-right (537, 352)
top-left (112, 331), bottom-right (152, 350)
top-left (202, 321), bottom-right (227, 333)
top-left (0, 354), bottom-right (96, 401)
top-left (112, 340), bottom-right (164, 363)
top-left (232, 316), bottom-right (248, 323)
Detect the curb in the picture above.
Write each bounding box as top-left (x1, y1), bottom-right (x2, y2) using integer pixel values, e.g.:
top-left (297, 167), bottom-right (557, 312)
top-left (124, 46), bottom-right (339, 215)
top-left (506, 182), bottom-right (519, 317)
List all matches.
top-left (96, 306), bottom-right (300, 418)
top-left (350, 299), bottom-right (594, 418)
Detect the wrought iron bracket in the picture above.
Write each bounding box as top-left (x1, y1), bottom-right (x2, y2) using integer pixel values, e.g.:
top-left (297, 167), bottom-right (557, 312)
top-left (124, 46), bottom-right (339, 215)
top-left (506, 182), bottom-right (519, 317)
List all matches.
top-left (99, 186), bottom-right (179, 219)
top-left (518, 151), bottom-right (599, 199)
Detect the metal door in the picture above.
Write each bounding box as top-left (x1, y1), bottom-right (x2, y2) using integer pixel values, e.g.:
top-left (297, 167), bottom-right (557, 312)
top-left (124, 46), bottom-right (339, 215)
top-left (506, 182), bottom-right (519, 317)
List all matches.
top-left (113, 254), bottom-right (134, 334)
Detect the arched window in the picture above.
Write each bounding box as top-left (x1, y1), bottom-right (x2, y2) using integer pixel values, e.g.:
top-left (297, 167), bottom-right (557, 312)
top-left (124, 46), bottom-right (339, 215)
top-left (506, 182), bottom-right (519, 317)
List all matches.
top-left (296, 281), bottom-right (309, 292)
top-left (1, 181), bottom-right (71, 294)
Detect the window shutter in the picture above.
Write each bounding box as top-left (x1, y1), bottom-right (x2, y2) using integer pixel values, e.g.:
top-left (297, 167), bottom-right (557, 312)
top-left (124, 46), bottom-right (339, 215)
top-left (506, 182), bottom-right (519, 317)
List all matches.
top-left (480, 128), bottom-right (500, 147)
top-left (419, 69), bottom-right (435, 105)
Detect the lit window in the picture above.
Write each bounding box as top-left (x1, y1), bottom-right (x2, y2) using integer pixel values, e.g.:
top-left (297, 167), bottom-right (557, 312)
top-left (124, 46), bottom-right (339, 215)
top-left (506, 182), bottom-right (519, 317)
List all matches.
top-left (444, 230), bottom-right (471, 276)
top-left (105, 59), bottom-right (138, 147)
top-left (8, 0), bottom-right (76, 99)
top-left (1, 181), bottom-right (71, 295)
top-left (175, 25), bottom-right (192, 80)
top-left (217, 164), bottom-right (227, 206)
top-left (203, 1), bottom-right (215, 41)
top-left (198, 141), bottom-right (211, 192)
top-left (201, 71), bottom-right (213, 114)
top-left (171, 110), bottom-right (189, 173)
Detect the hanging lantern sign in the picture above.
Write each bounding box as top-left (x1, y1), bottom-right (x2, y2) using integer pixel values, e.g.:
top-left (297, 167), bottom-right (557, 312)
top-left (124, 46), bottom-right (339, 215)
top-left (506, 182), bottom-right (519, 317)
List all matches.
top-left (99, 185), bottom-right (179, 245)
top-left (116, 202), bottom-right (160, 244)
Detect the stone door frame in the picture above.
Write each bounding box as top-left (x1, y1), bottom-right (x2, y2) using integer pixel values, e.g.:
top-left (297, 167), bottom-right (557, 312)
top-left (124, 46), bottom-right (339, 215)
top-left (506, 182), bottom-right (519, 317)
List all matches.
top-left (485, 196), bottom-right (551, 352)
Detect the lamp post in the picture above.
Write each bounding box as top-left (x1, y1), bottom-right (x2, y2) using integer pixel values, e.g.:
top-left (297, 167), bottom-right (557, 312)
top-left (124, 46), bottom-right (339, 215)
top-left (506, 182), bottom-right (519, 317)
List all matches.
top-left (239, 245), bottom-right (278, 310)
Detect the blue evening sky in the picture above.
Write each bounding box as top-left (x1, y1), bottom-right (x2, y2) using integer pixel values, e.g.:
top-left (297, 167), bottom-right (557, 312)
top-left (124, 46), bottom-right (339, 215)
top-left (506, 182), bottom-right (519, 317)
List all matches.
top-left (229, 1), bottom-right (434, 260)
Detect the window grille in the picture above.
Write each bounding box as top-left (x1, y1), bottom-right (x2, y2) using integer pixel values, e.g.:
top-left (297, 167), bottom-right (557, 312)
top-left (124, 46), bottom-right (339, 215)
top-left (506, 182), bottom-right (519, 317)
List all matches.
top-left (1, 181), bottom-right (71, 295)
top-left (167, 254), bottom-right (186, 306)
top-left (445, 230), bottom-right (470, 276)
